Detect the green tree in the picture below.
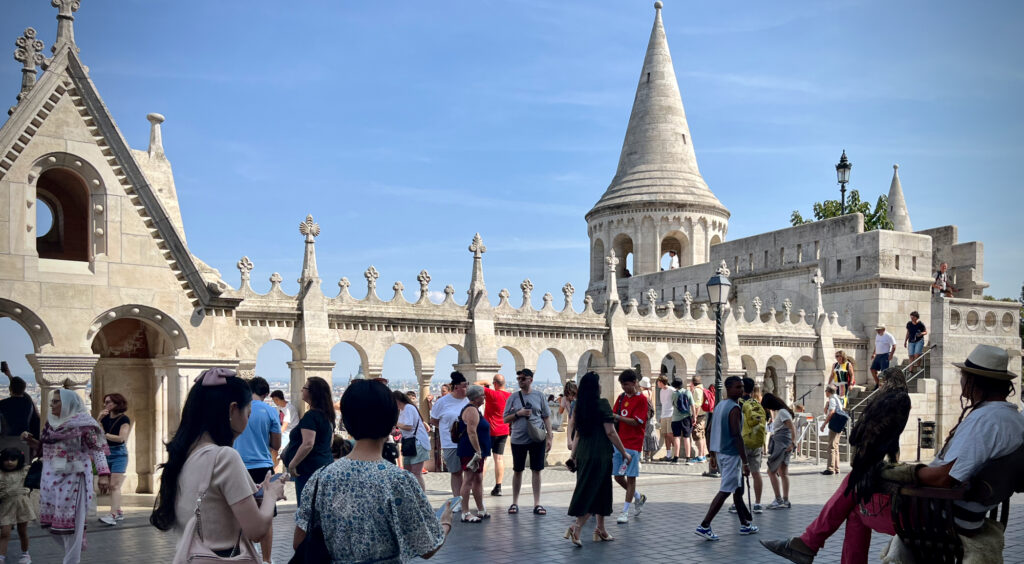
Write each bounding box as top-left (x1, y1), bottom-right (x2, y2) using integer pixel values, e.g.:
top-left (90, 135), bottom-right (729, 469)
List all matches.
top-left (790, 190), bottom-right (893, 231)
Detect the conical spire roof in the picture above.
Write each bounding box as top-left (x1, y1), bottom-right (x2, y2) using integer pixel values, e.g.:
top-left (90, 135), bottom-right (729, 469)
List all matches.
top-left (588, 2), bottom-right (727, 218)
top-left (887, 164), bottom-right (912, 232)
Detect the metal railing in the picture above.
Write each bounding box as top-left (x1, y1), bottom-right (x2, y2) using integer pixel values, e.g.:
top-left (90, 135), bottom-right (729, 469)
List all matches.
top-left (848, 344), bottom-right (936, 429)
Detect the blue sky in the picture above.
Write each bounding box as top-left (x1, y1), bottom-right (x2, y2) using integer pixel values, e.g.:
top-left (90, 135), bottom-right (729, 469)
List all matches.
top-left (2, 0), bottom-right (1021, 385)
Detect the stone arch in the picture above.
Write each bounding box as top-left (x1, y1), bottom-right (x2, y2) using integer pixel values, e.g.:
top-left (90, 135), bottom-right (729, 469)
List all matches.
top-left (591, 237), bottom-right (606, 282)
top-left (710, 234), bottom-right (723, 247)
top-left (630, 351), bottom-right (653, 379)
top-left (86, 305), bottom-right (188, 353)
top-left (541, 347), bottom-right (569, 383)
top-left (331, 341), bottom-right (370, 380)
top-left (382, 343), bottom-right (424, 384)
top-left (498, 346), bottom-right (526, 374)
top-left (766, 355), bottom-right (791, 404)
top-left (794, 355), bottom-right (823, 413)
top-left (577, 349), bottom-right (604, 377)
top-left (612, 233), bottom-right (634, 277)
top-left (29, 153), bottom-right (108, 262)
top-left (433, 344), bottom-right (471, 385)
top-left (253, 339), bottom-right (298, 381)
top-left (660, 230), bottom-right (690, 270)
top-left (659, 352), bottom-right (687, 381)
top-left (0, 298), bottom-right (54, 352)
top-left (741, 354), bottom-right (758, 381)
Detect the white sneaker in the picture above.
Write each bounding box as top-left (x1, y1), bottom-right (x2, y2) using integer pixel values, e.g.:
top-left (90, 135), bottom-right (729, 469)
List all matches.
top-left (634, 493), bottom-right (647, 515)
top-left (616, 510), bottom-right (629, 524)
top-left (99, 514), bottom-right (117, 526)
top-left (17, 554), bottom-right (30, 564)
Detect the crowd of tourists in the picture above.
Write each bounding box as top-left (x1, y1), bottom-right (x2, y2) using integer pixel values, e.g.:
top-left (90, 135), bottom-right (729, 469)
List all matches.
top-left (0, 301), bottom-right (1017, 564)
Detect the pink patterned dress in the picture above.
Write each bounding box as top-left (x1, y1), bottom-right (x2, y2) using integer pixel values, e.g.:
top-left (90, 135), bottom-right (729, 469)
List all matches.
top-left (39, 413), bottom-right (109, 534)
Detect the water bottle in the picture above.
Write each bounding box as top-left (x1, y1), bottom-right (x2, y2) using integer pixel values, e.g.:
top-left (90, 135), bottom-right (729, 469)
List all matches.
top-left (618, 458), bottom-right (629, 475)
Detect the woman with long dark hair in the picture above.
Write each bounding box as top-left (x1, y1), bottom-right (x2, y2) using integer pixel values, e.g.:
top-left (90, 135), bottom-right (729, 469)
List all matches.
top-left (564, 372), bottom-right (631, 546)
top-left (285, 376), bottom-right (336, 502)
top-left (150, 368), bottom-right (285, 560)
top-left (761, 392), bottom-right (796, 510)
top-left (97, 392), bottom-right (131, 526)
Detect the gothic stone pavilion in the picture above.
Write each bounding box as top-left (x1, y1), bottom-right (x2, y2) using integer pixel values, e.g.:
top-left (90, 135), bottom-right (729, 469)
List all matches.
top-left (0, 2), bottom-right (1019, 492)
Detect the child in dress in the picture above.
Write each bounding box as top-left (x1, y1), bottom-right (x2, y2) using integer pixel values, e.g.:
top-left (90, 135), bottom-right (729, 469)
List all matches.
top-left (0, 448), bottom-right (34, 563)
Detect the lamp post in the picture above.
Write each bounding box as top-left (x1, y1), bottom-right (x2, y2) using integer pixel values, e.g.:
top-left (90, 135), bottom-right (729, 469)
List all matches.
top-left (835, 150), bottom-right (851, 215)
top-left (706, 262), bottom-right (731, 402)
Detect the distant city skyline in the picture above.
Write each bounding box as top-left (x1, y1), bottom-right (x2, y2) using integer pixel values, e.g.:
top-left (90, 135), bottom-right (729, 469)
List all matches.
top-left (2, 1), bottom-right (1020, 383)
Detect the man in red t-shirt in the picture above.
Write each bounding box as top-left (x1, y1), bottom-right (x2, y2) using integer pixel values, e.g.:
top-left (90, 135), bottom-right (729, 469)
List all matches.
top-left (477, 374), bottom-right (512, 496)
top-left (612, 369), bottom-right (649, 523)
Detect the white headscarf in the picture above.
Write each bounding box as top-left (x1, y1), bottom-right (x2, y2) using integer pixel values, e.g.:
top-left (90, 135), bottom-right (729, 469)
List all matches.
top-left (47, 388), bottom-right (90, 429)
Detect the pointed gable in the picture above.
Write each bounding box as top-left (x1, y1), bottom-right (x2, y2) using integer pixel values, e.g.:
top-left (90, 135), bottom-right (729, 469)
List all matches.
top-left (0, 44), bottom-right (239, 310)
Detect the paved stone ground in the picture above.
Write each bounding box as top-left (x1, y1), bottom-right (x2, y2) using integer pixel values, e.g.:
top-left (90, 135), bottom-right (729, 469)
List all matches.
top-left (16, 458), bottom-right (1024, 563)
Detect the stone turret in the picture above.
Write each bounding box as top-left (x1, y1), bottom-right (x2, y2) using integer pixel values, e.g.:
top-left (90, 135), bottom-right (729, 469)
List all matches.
top-left (887, 164), bottom-right (912, 232)
top-left (586, 2), bottom-right (729, 292)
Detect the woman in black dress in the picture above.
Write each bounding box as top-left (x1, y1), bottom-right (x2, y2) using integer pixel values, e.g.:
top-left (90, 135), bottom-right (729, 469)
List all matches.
top-left (564, 372), bottom-right (631, 546)
top-left (285, 376), bottom-right (336, 503)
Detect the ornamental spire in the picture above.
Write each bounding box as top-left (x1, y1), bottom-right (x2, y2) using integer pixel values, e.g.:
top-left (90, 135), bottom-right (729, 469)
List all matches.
top-left (298, 214), bottom-right (321, 285)
top-left (887, 164), bottom-right (912, 232)
top-left (51, 0), bottom-right (81, 53)
top-left (10, 28), bottom-right (45, 115)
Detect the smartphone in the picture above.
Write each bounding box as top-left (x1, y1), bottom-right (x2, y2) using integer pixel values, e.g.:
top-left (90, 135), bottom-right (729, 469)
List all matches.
top-left (0, 361), bottom-right (7, 372)
top-left (435, 496), bottom-right (462, 519)
top-left (269, 473), bottom-right (284, 483)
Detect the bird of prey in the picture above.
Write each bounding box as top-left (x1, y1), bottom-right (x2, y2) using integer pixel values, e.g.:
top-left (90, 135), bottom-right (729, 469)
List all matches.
top-left (845, 366), bottom-right (912, 504)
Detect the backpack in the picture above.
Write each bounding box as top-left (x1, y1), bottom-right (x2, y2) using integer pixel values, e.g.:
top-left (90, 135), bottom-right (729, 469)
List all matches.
top-left (674, 389), bottom-right (692, 416)
top-left (740, 397), bottom-right (767, 449)
top-left (701, 387), bottom-right (716, 414)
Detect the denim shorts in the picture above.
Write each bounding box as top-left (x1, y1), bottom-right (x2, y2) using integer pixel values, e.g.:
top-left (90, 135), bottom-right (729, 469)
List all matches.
top-left (612, 448), bottom-right (641, 478)
top-left (908, 340), bottom-right (924, 356)
top-left (107, 443), bottom-right (128, 474)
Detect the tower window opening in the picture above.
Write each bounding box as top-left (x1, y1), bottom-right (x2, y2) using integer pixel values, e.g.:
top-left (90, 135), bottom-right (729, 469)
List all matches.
top-left (912, 256), bottom-right (917, 271)
top-left (837, 259), bottom-right (842, 276)
top-left (646, 72), bottom-right (650, 83)
top-left (895, 255), bottom-right (900, 270)
top-left (681, 133), bottom-right (687, 144)
top-left (797, 244), bottom-right (803, 263)
top-left (856, 256), bottom-right (862, 270)
top-left (35, 167), bottom-right (91, 262)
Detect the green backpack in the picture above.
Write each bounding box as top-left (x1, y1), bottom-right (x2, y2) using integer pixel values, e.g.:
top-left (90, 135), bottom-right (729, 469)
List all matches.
top-left (740, 397), bottom-right (767, 449)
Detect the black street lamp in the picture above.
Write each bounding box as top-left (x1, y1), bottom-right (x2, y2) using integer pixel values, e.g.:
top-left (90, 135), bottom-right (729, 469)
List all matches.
top-left (836, 150), bottom-right (852, 215)
top-left (706, 263), bottom-right (731, 402)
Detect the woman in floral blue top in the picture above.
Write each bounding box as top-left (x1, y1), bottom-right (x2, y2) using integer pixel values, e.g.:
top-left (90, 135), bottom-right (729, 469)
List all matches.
top-left (294, 379), bottom-right (454, 563)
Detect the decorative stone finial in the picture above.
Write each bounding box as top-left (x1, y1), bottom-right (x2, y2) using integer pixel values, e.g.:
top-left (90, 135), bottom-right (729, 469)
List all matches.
top-left (364, 266), bottom-right (379, 289)
top-left (269, 272), bottom-right (282, 288)
top-left (717, 259), bottom-right (731, 277)
top-left (416, 269), bottom-right (431, 301)
top-left (654, 1), bottom-right (663, 10)
top-left (469, 233), bottom-right (487, 257)
top-left (782, 298), bottom-right (793, 319)
top-left (392, 281), bottom-right (405, 301)
top-left (338, 277), bottom-right (351, 296)
top-left (498, 288), bottom-right (510, 303)
top-left (562, 283), bottom-right (575, 312)
top-left (299, 214), bottom-right (320, 242)
top-left (605, 250), bottom-right (619, 272)
top-left (811, 267), bottom-right (825, 314)
top-left (443, 284), bottom-right (455, 301)
top-left (147, 113), bottom-right (165, 157)
top-left (542, 292), bottom-right (554, 308)
top-left (646, 288), bottom-right (658, 305)
top-left (520, 279), bottom-right (534, 306)
top-left (236, 256), bottom-right (254, 285)
top-left (752, 296), bottom-right (762, 318)
top-left (11, 28), bottom-right (45, 114)
top-left (51, 0), bottom-right (81, 53)
top-left (894, 163), bottom-right (899, 171)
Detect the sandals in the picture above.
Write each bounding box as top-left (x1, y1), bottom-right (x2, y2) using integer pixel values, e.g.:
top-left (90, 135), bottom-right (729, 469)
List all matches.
top-left (478, 512), bottom-right (491, 519)
top-left (564, 525), bottom-right (582, 547)
top-left (593, 529), bottom-right (615, 542)
top-left (461, 512), bottom-right (482, 523)
top-left (533, 505), bottom-right (547, 515)
top-left (508, 504), bottom-right (519, 514)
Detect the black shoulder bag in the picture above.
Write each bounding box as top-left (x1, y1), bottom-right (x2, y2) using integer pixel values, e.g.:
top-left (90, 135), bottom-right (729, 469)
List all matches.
top-left (288, 474), bottom-right (330, 563)
top-left (401, 407), bottom-right (421, 458)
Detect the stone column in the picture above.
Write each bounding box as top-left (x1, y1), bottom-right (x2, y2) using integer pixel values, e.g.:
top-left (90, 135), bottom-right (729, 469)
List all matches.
top-left (288, 360), bottom-right (336, 415)
top-left (418, 368), bottom-right (434, 417)
top-left (453, 363), bottom-right (503, 385)
top-left (27, 354), bottom-right (99, 421)
top-left (364, 363), bottom-right (384, 380)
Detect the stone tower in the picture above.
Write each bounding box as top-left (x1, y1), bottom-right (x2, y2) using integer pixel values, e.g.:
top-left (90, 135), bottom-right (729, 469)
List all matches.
top-left (586, 2), bottom-right (729, 293)
top-left (887, 164), bottom-right (912, 232)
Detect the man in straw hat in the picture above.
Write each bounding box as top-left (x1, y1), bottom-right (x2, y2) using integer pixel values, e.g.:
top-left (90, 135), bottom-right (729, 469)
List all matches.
top-left (760, 344), bottom-right (1024, 563)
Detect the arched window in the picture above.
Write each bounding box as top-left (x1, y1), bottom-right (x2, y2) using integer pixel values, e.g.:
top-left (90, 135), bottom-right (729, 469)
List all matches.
top-left (35, 168), bottom-right (90, 262)
top-left (592, 238), bottom-right (605, 281)
top-left (660, 230), bottom-right (690, 270)
top-left (612, 233), bottom-right (634, 278)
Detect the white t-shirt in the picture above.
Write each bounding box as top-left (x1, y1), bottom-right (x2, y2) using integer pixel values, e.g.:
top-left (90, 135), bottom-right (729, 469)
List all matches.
top-left (874, 331), bottom-right (896, 355)
top-left (280, 401), bottom-right (299, 430)
top-left (771, 408), bottom-right (793, 433)
top-left (398, 403), bottom-right (430, 447)
top-left (429, 394), bottom-right (469, 449)
top-left (659, 388), bottom-right (675, 419)
top-left (826, 395), bottom-right (844, 417)
top-left (929, 401), bottom-right (1024, 529)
